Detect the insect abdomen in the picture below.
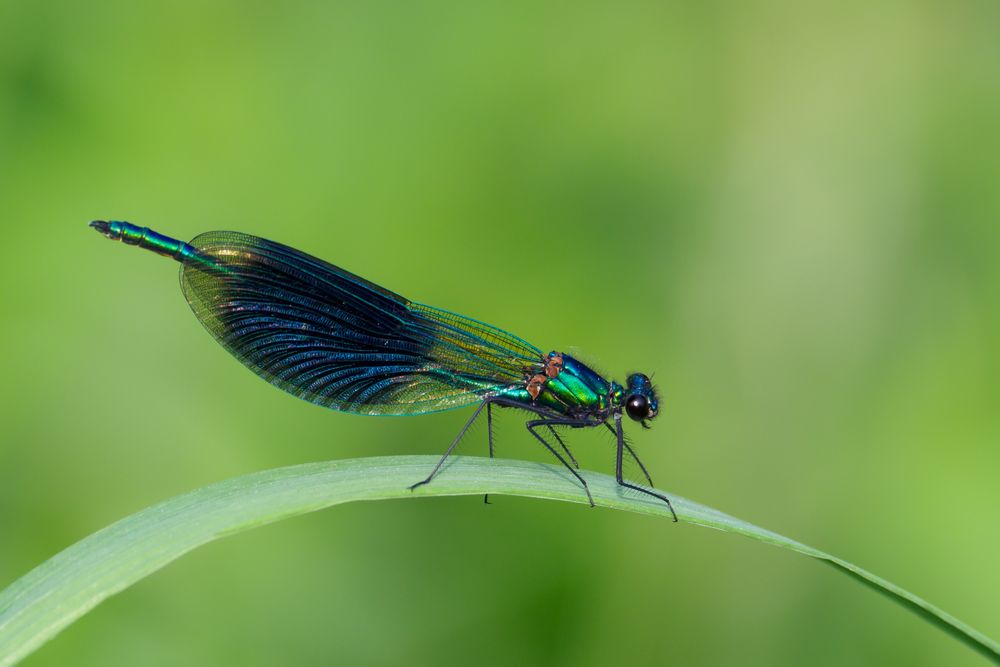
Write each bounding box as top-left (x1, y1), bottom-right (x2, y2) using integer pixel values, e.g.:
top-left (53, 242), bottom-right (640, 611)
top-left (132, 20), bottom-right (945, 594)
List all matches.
top-left (90, 220), bottom-right (200, 263)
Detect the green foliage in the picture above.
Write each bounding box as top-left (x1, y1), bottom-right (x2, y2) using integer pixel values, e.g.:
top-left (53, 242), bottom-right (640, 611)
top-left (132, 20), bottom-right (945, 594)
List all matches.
top-left (1, 456), bottom-right (996, 667)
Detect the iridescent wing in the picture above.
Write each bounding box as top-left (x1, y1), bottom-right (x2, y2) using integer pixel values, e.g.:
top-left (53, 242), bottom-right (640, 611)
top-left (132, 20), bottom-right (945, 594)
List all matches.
top-left (179, 231), bottom-right (544, 415)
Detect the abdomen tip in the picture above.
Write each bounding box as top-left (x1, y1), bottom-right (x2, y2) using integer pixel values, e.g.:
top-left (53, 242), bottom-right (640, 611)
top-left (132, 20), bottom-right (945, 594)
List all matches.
top-left (90, 220), bottom-right (117, 239)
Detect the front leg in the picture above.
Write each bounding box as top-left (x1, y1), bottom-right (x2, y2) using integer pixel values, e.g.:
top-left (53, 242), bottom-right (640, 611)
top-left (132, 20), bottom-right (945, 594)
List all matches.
top-left (614, 412), bottom-right (678, 522)
top-left (603, 421), bottom-right (655, 487)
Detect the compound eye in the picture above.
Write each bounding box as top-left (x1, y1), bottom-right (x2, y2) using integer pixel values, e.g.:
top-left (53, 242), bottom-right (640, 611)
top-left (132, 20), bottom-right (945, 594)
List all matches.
top-left (625, 394), bottom-right (650, 421)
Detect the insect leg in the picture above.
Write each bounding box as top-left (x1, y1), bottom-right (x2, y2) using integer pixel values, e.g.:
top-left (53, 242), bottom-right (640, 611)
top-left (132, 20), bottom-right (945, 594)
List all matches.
top-left (613, 412), bottom-right (677, 521)
top-left (525, 418), bottom-right (596, 507)
top-left (409, 400), bottom-right (489, 492)
top-left (484, 403), bottom-right (494, 504)
top-left (490, 399), bottom-right (585, 467)
top-left (479, 397), bottom-right (574, 505)
top-left (603, 421), bottom-right (654, 487)
top-left (546, 424), bottom-right (580, 469)
top-left (487, 402), bottom-right (495, 459)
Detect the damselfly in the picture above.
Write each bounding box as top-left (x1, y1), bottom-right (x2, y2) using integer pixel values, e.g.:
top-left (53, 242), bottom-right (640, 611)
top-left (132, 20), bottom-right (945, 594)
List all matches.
top-left (90, 221), bottom-right (676, 520)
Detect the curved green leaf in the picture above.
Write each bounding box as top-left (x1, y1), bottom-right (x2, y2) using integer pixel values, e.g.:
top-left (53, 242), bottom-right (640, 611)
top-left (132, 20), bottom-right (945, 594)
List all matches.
top-left (0, 456), bottom-right (996, 665)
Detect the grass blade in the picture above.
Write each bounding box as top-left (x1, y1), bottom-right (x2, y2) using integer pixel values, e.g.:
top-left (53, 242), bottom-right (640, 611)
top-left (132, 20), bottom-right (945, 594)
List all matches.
top-left (0, 455), bottom-right (996, 665)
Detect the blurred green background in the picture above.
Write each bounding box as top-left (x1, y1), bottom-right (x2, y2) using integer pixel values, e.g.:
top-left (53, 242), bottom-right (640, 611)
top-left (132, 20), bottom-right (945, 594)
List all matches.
top-left (1, 1), bottom-right (998, 665)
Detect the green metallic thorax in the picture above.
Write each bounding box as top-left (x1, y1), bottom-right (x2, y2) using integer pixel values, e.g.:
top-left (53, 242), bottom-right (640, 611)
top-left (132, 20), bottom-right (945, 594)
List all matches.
top-left (525, 353), bottom-right (623, 419)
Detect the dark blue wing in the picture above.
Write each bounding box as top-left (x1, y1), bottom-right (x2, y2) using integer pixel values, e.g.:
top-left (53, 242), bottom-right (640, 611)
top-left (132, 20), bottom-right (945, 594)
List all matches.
top-left (179, 231), bottom-right (544, 415)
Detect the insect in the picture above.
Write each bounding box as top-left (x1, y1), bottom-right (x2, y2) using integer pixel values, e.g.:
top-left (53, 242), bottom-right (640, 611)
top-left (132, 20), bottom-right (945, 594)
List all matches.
top-left (90, 220), bottom-right (676, 520)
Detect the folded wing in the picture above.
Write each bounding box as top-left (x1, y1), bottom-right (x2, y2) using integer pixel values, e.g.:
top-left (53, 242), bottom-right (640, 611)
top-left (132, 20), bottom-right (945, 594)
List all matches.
top-left (180, 231), bottom-right (543, 415)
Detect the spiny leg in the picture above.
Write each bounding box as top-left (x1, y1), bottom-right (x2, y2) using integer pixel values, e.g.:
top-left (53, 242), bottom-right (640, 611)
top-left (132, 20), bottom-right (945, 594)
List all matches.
top-left (480, 397), bottom-right (577, 506)
top-left (613, 413), bottom-right (677, 522)
top-left (410, 400), bottom-right (489, 492)
top-left (604, 421), bottom-right (654, 487)
top-left (526, 419), bottom-right (595, 507)
top-left (546, 424), bottom-right (580, 469)
top-left (484, 403), bottom-right (494, 504)
top-left (487, 403), bottom-right (495, 459)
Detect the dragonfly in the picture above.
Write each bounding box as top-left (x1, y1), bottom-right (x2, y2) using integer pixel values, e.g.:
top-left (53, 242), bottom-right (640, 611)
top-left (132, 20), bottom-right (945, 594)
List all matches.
top-left (90, 220), bottom-right (676, 520)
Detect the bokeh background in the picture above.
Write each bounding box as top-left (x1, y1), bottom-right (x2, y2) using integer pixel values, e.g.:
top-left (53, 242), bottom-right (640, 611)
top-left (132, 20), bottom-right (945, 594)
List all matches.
top-left (1, 1), bottom-right (998, 665)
